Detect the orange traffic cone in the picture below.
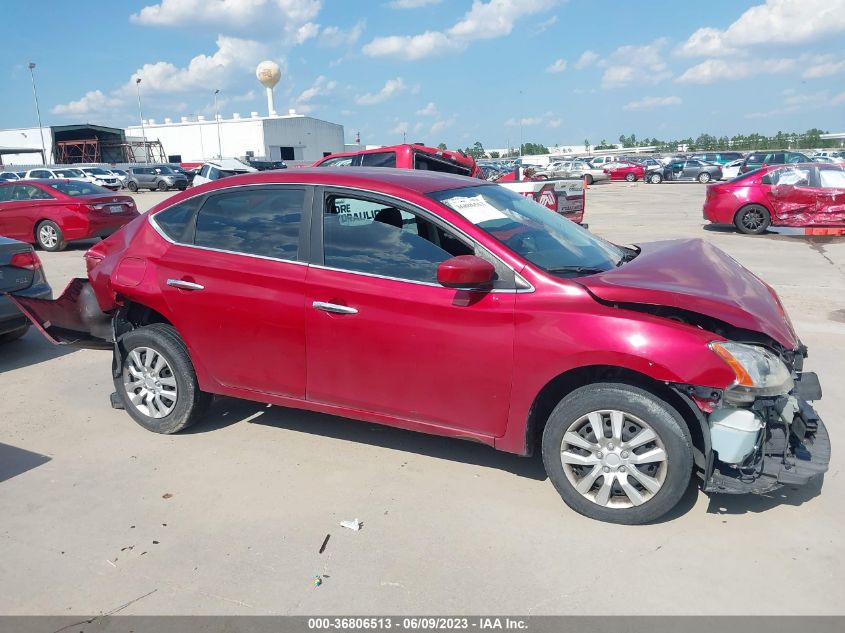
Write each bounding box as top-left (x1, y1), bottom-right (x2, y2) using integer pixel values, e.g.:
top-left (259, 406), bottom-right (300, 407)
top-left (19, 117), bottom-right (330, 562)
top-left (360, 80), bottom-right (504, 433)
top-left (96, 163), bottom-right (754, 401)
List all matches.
top-left (583, 175), bottom-right (589, 190)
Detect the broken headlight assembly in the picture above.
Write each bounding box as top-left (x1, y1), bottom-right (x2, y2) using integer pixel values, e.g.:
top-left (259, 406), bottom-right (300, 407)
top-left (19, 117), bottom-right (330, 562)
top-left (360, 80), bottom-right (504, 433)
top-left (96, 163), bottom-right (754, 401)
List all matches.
top-left (709, 341), bottom-right (794, 405)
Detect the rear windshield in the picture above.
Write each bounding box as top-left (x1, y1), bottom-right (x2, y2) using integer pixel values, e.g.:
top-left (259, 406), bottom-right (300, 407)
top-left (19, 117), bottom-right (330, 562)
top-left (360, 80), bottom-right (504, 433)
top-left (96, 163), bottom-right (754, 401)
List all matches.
top-left (47, 181), bottom-right (111, 196)
top-left (414, 152), bottom-right (472, 176)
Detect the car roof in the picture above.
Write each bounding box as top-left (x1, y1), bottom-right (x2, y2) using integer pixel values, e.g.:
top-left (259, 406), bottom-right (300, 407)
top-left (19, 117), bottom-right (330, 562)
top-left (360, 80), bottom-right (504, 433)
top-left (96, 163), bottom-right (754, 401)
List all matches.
top-left (165, 167), bottom-right (487, 200)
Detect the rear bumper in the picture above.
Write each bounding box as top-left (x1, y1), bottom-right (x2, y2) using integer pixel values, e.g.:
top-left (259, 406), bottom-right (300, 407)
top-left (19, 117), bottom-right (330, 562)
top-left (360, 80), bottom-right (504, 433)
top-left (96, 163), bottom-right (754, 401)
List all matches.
top-left (63, 214), bottom-right (137, 242)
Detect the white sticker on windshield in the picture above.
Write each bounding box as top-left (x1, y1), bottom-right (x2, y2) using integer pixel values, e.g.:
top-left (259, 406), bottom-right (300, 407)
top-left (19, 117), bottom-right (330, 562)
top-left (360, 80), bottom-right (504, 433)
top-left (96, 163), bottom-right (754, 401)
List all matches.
top-left (443, 195), bottom-right (507, 224)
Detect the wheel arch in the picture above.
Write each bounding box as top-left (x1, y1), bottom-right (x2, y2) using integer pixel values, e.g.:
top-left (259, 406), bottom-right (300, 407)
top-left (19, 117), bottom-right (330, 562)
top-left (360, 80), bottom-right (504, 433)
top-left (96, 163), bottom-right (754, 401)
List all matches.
top-left (523, 364), bottom-right (708, 468)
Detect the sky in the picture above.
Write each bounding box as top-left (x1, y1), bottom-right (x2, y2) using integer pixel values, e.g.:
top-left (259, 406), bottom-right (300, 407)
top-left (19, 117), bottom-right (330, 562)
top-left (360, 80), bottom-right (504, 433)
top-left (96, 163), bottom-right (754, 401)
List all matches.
top-left (1, 0), bottom-right (844, 150)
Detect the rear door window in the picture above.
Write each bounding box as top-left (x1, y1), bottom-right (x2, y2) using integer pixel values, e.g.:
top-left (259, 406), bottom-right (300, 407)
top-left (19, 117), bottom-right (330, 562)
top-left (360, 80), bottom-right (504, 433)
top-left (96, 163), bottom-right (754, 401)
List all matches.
top-left (819, 168), bottom-right (845, 189)
top-left (153, 196), bottom-right (204, 242)
top-left (193, 187), bottom-right (305, 260)
top-left (318, 155), bottom-right (359, 167)
top-left (360, 152), bottom-right (397, 168)
top-left (12, 184), bottom-right (53, 200)
top-left (771, 166), bottom-right (812, 186)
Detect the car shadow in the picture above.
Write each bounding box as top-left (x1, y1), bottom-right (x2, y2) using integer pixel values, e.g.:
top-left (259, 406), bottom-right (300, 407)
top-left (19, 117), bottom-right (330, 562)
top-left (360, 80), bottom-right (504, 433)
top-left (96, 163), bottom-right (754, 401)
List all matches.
top-left (645, 476), bottom-right (701, 525)
top-left (0, 327), bottom-right (77, 373)
top-left (706, 476), bottom-right (823, 515)
top-left (187, 396), bottom-right (548, 481)
top-left (0, 442), bottom-right (51, 483)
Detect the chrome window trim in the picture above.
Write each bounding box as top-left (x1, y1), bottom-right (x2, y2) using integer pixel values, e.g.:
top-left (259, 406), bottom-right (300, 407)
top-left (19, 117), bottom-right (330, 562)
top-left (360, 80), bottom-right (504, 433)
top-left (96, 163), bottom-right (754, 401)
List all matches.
top-left (147, 180), bottom-right (534, 293)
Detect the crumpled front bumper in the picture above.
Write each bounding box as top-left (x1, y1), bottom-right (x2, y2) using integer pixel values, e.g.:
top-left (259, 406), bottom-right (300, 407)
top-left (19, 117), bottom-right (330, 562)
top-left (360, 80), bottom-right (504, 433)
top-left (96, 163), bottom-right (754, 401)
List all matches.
top-left (704, 383), bottom-right (831, 494)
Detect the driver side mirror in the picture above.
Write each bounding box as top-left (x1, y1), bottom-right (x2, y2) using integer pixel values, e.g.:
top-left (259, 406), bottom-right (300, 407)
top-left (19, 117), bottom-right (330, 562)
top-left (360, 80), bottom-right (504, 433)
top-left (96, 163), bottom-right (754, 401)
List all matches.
top-left (437, 255), bottom-right (495, 290)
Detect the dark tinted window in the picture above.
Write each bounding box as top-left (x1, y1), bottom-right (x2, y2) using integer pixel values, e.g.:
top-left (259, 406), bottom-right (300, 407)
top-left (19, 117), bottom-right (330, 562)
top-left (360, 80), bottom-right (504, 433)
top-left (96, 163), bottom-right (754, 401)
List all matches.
top-left (414, 152), bottom-right (472, 176)
top-left (721, 152), bottom-right (742, 161)
top-left (0, 186), bottom-right (12, 202)
top-left (194, 187), bottom-right (304, 260)
top-left (318, 155), bottom-right (358, 167)
top-left (323, 194), bottom-right (472, 283)
top-left (360, 152), bottom-right (396, 168)
top-left (154, 196), bottom-right (204, 242)
top-left (11, 184), bottom-right (53, 200)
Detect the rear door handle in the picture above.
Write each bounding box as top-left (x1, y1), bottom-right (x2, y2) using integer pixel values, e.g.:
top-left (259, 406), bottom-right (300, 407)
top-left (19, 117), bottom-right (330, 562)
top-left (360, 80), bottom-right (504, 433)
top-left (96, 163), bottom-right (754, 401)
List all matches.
top-left (167, 279), bottom-right (204, 291)
top-left (312, 301), bottom-right (358, 315)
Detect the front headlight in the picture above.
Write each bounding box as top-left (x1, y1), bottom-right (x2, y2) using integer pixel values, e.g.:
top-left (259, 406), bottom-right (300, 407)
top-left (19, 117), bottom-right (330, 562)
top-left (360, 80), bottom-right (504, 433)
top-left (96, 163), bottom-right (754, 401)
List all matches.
top-left (710, 341), bottom-right (794, 404)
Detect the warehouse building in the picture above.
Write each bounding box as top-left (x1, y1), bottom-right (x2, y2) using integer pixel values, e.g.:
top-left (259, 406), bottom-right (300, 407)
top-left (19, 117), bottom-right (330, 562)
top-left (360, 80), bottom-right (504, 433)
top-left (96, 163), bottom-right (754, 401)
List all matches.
top-left (125, 110), bottom-right (346, 163)
top-left (0, 124), bottom-right (131, 166)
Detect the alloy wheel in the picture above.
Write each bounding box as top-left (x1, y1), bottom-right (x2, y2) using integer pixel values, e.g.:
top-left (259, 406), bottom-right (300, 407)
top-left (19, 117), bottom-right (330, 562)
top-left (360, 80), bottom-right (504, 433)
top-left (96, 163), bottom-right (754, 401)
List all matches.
top-left (38, 225), bottom-right (58, 249)
top-left (560, 410), bottom-right (668, 508)
top-left (742, 209), bottom-right (765, 231)
top-left (123, 346), bottom-right (179, 419)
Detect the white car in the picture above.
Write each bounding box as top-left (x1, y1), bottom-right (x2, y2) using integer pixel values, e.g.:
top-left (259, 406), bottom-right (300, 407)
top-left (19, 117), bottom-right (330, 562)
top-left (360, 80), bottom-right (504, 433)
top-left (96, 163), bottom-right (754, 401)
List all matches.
top-left (587, 155), bottom-right (617, 168)
top-left (79, 167), bottom-right (122, 190)
top-left (0, 171), bottom-right (19, 181)
top-left (811, 152), bottom-right (844, 163)
top-left (24, 167), bottom-right (90, 182)
top-left (192, 158), bottom-right (257, 187)
top-left (110, 168), bottom-right (129, 188)
top-left (720, 158), bottom-right (744, 180)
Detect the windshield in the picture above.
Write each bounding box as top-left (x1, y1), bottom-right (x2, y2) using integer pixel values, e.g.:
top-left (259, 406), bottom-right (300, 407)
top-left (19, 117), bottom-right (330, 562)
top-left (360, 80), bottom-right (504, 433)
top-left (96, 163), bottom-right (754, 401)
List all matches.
top-left (47, 181), bottom-right (111, 196)
top-left (85, 168), bottom-right (111, 176)
top-left (55, 169), bottom-right (85, 178)
top-left (430, 185), bottom-right (624, 274)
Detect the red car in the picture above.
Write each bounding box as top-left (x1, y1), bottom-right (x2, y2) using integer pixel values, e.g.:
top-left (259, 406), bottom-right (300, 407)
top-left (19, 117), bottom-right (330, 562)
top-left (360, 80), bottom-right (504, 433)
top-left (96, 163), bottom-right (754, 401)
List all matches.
top-left (313, 143), bottom-right (482, 178)
top-left (0, 179), bottom-right (138, 251)
top-left (604, 162), bottom-right (645, 182)
top-left (6, 169), bottom-right (828, 524)
top-left (704, 163), bottom-right (845, 234)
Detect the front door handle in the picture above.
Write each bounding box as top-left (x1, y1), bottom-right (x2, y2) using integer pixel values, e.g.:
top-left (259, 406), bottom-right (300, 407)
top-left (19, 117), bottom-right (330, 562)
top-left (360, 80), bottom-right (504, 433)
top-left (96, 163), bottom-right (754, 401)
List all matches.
top-left (167, 279), bottom-right (204, 291)
top-left (312, 301), bottom-right (358, 315)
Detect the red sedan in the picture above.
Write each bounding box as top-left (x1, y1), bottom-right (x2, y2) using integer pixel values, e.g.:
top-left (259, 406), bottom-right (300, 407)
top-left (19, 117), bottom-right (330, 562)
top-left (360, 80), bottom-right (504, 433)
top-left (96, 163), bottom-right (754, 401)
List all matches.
top-left (703, 163), bottom-right (845, 234)
top-left (0, 179), bottom-right (138, 251)
top-left (604, 162), bottom-right (645, 182)
top-left (5, 169), bottom-right (828, 524)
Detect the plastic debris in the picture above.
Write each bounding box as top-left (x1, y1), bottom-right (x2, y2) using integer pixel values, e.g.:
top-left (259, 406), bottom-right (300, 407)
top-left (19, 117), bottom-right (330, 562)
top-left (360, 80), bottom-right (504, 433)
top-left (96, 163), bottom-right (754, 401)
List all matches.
top-left (319, 534), bottom-right (330, 554)
top-left (340, 518), bottom-right (362, 531)
top-left (313, 576), bottom-right (323, 588)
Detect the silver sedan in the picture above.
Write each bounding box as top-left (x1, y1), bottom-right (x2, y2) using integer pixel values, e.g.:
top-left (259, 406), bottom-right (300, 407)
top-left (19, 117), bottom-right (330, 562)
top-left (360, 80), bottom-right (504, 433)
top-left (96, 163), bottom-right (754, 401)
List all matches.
top-left (533, 160), bottom-right (609, 185)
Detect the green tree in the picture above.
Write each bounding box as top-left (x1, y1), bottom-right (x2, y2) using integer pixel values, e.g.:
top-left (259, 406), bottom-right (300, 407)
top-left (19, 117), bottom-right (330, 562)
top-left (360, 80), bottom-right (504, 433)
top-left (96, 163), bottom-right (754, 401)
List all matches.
top-left (489, 151), bottom-right (500, 158)
top-left (521, 142), bottom-right (550, 155)
top-left (437, 142), bottom-right (447, 150)
top-left (584, 139), bottom-right (591, 153)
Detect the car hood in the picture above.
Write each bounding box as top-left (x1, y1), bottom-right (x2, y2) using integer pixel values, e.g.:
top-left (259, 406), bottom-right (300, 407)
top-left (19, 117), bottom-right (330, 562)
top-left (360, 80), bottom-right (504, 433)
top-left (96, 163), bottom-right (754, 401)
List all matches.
top-left (577, 239), bottom-right (798, 349)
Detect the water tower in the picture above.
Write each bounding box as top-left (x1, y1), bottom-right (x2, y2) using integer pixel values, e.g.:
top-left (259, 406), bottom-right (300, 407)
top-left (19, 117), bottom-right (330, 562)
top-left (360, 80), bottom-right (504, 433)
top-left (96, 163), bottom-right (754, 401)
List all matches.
top-left (256, 61), bottom-right (281, 116)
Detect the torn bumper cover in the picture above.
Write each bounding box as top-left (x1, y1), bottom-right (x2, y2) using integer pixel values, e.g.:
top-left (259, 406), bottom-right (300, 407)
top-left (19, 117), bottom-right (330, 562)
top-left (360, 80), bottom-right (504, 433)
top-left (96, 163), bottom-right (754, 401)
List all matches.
top-left (5, 278), bottom-right (113, 349)
top-left (704, 376), bottom-right (831, 494)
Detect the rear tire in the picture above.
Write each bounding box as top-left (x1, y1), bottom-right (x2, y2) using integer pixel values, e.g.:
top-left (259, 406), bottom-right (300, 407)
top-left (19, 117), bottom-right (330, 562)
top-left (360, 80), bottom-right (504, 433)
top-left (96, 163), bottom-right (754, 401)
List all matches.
top-left (115, 323), bottom-right (212, 434)
top-left (127, 181), bottom-right (138, 192)
top-left (698, 172), bottom-right (712, 183)
top-left (0, 323), bottom-right (29, 343)
top-left (156, 181), bottom-right (168, 191)
top-left (36, 220), bottom-right (66, 252)
top-left (625, 172), bottom-right (636, 182)
top-left (541, 383), bottom-right (693, 525)
top-left (649, 172), bottom-right (663, 184)
top-left (734, 205), bottom-right (771, 235)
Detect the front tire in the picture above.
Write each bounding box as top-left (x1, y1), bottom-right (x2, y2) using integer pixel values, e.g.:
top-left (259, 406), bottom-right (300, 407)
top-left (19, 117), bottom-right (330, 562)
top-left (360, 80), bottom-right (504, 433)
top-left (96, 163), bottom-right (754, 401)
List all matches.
top-left (650, 172), bottom-right (663, 184)
top-left (127, 181), bottom-right (139, 192)
top-left (156, 181), bottom-right (169, 191)
top-left (734, 204), bottom-right (771, 235)
top-left (36, 220), bottom-right (66, 252)
top-left (541, 383), bottom-right (693, 525)
top-left (115, 323), bottom-right (212, 434)
top-left (625, 172), bottom-right (636, 182)
top-left (0, 323), bottom-right (29, 343)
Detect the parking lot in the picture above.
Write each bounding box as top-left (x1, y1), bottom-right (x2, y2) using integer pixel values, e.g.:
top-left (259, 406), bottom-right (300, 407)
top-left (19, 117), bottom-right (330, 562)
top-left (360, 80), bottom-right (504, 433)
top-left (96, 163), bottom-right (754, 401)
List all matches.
top-left (1, 182), bottom-right (843, 615)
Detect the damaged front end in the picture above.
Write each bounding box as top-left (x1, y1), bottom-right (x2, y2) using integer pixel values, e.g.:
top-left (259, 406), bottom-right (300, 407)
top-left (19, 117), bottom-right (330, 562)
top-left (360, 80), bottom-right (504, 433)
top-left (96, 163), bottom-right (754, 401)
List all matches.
top-left (695, 340), bottom-right (829, 494)
top-left (6, 278), bottom-right (113, 350)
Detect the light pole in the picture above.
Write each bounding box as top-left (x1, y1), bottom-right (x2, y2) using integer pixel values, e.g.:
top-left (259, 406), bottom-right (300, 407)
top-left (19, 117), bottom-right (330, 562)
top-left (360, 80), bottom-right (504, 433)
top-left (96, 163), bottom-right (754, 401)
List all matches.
top-left (135, 78), bottom-right (149, 163)
top-left (214, 89), bottom-right (222, 158)
top-left (27, 63), bottom-right (47, 164)
top-left (518, 89), bottom-right (523, 158)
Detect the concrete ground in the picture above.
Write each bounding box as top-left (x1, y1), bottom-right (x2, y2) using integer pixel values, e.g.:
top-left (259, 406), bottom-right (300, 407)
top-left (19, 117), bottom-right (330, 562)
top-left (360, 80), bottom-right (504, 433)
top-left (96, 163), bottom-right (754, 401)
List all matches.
top-left (1, 183), bottom-right (843, 615)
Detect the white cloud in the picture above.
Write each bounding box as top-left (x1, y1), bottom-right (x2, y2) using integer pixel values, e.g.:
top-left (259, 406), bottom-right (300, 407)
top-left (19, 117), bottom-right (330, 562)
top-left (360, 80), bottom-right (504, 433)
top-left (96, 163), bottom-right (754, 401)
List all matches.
top-left (293, 22), bottom-right (321, 44)
top-left (355, 77), bottom-right (407, 105)
top-left (320, 20), bottom-right (365, 47)
top-left (600, 39), bottom-right (671, 88)
top-left (390, 121), bottom-right (410, 134)
top-left (416, 102), bottom-right (438, 116)
top-left (430, 116), bottom-right (456, 133)
top-left (388, 0), bottom-right (442, 7)
top-left (677, 0), bottom-right (845, 57)
top-left (676, 57), bottom-right (797, 84)
top-left (622, 95), bottom-right (682, 111)
top-left (803, 55), bottom-right (845, 78)
top-left (362, 31), bottom-right (460, 60)
top-left (545, 58), bottom-right (567, 73)
top-left (293, 75), bottom-right (337, 113)
top-left (745, 89), bottom-right (845, 118)
top-left (51, 90), bottom-right (123, 116)
top-left (363, 0), bottom-right (558, 60)
top-left (504, 111), bottom-right (560, 128)
top-left (574, 50), bottom-right (598, 69)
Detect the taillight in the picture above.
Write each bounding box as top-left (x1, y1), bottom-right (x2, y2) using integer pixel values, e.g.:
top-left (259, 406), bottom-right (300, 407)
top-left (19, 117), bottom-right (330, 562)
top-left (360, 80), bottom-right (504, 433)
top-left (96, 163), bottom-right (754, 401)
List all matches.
top-left (84, 253), bottom-right (104, 275)
top-left (10, 250), bottom-right (42, 271)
